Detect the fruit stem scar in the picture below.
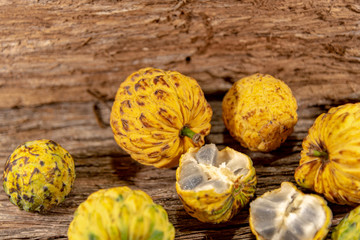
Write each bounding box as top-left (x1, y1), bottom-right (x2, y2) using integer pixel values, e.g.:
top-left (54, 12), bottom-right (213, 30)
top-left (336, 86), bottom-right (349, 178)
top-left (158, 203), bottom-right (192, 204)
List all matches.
top-left (311, 150), bottom-right (328, 159)
top-left (180, 126), bottom-right (201, 144)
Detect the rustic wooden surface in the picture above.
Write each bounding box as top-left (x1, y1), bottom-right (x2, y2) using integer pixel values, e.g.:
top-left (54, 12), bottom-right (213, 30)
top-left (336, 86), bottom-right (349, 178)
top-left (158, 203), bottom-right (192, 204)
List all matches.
top-left (0, 0), bottom-right (360, 239)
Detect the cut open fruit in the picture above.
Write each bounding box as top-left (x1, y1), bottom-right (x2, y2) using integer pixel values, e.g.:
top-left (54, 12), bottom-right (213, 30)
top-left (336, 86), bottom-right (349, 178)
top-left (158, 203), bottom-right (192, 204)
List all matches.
top-left (176, 144), bottom-right (256, 223)
top-left (249, 182), bottom-right (332, 240)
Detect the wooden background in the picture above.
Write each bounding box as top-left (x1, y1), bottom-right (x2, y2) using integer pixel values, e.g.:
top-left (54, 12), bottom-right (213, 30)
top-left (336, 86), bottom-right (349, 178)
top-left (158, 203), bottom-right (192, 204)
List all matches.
top-left (0, 0), bottom-right (359, 239)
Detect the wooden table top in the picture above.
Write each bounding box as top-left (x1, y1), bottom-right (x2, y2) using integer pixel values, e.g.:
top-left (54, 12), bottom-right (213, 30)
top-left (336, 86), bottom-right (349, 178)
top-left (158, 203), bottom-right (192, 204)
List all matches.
top-left (0, 1), bottom-right (359, 239)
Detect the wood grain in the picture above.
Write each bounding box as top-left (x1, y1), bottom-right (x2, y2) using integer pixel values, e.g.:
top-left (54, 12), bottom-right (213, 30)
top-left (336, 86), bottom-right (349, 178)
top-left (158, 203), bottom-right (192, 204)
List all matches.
top-left (0, 0), bottom-right (359, 239)
top-left (0, 0), bottom-right (359, 108)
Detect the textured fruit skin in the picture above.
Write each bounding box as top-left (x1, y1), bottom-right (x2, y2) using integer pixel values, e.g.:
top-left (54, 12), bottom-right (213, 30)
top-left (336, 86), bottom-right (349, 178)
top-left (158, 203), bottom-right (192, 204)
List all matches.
top-left (2, 139), bottom-right (75, 212)
top-left (110, 67), bottom-right (212, 168)
top-left (249, 182), bottom-right (332, 240)
top-left (176, 147), bottom-right (257, 223)
top-left (222, 73), bottom-right (298, 152)
top-left (332, 205), bottom-right (360, 240)
top-left (295, 103), bottom-right (360, 206)
top-left (68, 186), bottom-right (175, 240)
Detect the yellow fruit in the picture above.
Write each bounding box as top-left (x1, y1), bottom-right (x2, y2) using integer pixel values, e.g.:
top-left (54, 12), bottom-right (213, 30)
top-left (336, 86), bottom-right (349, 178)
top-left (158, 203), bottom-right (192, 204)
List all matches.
top-left (68, 186), bottom-right (175, 240)
top-left (110, 67), bottom-right (212, 168)
top-left (2, 139), bottom-right (75, 212)
top-left (222, 73), bottom-right (298, 152)
top-left (249, 182), bottom-right (332, 240)
top-left (332, 205), bottom-right (360, 240)
top-left (295, 103), bottom-right (360, 206)
top-left (175, 144), bottom-right (256, 223)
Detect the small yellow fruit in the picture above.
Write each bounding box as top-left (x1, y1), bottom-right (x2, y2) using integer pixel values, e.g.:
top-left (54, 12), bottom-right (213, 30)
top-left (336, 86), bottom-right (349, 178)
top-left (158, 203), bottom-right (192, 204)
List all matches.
top-left (176, 144), bottom-right (256, 223)
top-left (222, 73), bottom-right (298, 152)
top-left (249, 182), bottom-right (332, 240)
top-left (2, 139), bottom-right (75, 212)
top-left (68, 186), bottom-right (175, 240)
top-left (295, 103), bottom-right (360, 206)
top-left (110, 67), bottom-right (212, 168)
top-left (332, 205), bottom-right (360, 240)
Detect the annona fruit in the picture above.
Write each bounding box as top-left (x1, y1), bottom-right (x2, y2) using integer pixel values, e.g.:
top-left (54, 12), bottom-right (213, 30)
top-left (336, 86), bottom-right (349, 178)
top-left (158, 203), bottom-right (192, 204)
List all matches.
top-left (332, 205), bottom-right (360, 240)
top-left (2, 139), bottom-right (75, 212)
top-left (295, 103), bottom-right (360, 206)
top-left (110, 67), bottom-right (212, 168)
top-left (222, 73), bottom-right (298, 152)
top-left (249, 182), bottom-right (332, 240)
top-left (68, 186), bottom-right (175, 240)
top-left (176, 144), bottom-right (257, 223)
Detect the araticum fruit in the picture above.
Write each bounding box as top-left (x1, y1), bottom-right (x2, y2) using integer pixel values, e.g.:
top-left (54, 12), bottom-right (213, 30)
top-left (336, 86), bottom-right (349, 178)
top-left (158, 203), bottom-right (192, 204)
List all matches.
top-left (68, 186), bottom-right (175, 240)
top-left (249, 182), bottom-right (332, 240)
top-left (3, 139), bottom-right (75, 212)
top-left (222, 73), bottom-right (298, 152)
top-left (332, 204), bottom-right (360, 240)
top-left (110, 67), bottom-right (212, 168)
top-left (176, 144), bottom-right (257, 223)
top-left (295, 103), bottom-right (360, 206)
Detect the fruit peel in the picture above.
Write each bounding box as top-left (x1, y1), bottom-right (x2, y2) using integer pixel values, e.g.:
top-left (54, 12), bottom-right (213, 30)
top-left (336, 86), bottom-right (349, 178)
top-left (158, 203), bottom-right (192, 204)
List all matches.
top-left (110, 67), bottom-right (212, 168)
top-left (2, 139), bottom-right (75, 212)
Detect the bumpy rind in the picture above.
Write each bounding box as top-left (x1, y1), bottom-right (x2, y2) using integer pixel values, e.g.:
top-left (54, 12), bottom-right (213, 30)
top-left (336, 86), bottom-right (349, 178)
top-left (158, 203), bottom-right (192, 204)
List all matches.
top-left (68, 186), bottom-right (175, 240)
top-left (222, 73), bottom-right (298, 152)
top-left (2, 139), bottom-right (75, 212)
top-left (332, 205), bottom-right (360, 240)
top-left (175, 147), bottom-right (257, 223)
top-left (295, 103), bottom-right (360, 206)
top-left (110, 67), bottom-right (212, 168)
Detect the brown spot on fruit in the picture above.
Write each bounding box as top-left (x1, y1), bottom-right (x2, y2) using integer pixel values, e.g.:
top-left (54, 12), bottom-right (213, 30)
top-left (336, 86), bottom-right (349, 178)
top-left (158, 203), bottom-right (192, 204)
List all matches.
top-left (121, 119), bottom-right (129, 131)
top-left (242, 110), bottom-right (256, 120)
top-left (124, 86), bottom-right (132, 95)
top-left (120, 100), bottom-right (131, 114)
top-left (153, 76), bottom-right (170, 88)
top-left (154, 89), bottom-right (169, 100)
top-left (136, 100), bottom-right (145, 106)
top-left (131, 74), bottom-right (139, 81)
top-left (60, 182), bottom-right (66, 192)
top-left (29, 168), bottom-right (40, 183)
top-left (148, 151), bottom-right (160, 158)
top-left (139, 114), bottom-right (152, 128)
top-left (161, 144), bottom-right (170, 151)
top-left (159, 108), bottom-right (175, 125)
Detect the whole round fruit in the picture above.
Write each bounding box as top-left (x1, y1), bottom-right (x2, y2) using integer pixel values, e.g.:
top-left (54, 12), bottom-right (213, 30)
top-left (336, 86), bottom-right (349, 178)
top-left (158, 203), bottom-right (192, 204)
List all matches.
top-left (110, 67), bottom-right (212, 168)
top-left (68, 186), bottom-right (175, 240)
top-left (249, 182), bottom-right (332, 240)
top-left (295, 103), bottom-right (360, 206)
top-left (176, 144), bottom-right (257, 223)
top-left (332, 205), bottom-right (360, 240)
top-left (2, 139), bottom-right (75, 212)
top-left (222, 73), bottom-right (298, 152)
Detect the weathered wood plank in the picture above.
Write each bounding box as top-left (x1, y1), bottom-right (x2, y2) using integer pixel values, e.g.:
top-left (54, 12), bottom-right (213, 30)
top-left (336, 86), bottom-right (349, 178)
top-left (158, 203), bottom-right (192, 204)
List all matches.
top-left (0, 0), bottom-right (359, 108)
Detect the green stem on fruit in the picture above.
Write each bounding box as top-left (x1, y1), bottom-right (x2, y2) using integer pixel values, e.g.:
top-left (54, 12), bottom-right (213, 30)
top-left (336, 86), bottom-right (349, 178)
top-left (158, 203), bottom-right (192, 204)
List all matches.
top-left (180, 126), bottom-right (201, 144)
top-left (311, 150), bottom-right (328, 159)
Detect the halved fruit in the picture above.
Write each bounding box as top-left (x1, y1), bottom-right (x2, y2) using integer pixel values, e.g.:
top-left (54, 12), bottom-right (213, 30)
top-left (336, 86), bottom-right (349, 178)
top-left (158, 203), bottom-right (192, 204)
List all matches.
top-left (249, 182), bottom-right (332, 240)
top-left (176, 144), bottom-right (257, 223)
